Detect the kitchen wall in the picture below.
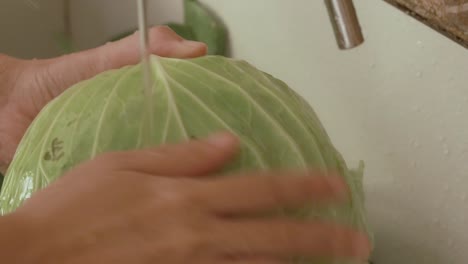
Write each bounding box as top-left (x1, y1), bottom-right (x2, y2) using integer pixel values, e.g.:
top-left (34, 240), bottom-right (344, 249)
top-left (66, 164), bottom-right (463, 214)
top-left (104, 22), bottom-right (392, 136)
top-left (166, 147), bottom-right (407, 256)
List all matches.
top-left (0, 0), bottom-right (65, 59)
top-left (67, 0), bottom-right (468, 263)
top-left (69, 0), bottom-right (184, 51)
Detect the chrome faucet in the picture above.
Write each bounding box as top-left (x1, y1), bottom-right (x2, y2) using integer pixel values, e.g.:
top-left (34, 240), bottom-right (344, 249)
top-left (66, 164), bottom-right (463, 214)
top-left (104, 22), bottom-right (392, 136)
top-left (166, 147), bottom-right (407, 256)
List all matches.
top-left (325, 0), bottom-right (365, 50)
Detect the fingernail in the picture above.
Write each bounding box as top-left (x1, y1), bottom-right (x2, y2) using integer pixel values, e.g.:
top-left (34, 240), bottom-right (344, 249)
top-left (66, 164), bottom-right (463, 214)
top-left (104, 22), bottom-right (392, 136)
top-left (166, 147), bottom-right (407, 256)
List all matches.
top-left (353, 234), bottom-right (371, 260)
top-left (183, 40), bottom-right (207, 49)
top-left (205, 133), bottom-right (237, 148)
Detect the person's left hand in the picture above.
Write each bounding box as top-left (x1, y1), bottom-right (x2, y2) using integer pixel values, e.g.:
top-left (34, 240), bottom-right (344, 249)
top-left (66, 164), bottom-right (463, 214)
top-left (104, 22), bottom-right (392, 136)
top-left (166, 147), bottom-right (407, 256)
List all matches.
top-left (0, 26), bottom-right (207, 173)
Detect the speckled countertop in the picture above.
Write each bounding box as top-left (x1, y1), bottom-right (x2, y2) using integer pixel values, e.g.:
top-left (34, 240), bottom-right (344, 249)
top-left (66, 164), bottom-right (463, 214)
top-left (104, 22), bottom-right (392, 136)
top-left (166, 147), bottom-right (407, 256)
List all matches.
top-left (384, 0), bottom-right (468, 48)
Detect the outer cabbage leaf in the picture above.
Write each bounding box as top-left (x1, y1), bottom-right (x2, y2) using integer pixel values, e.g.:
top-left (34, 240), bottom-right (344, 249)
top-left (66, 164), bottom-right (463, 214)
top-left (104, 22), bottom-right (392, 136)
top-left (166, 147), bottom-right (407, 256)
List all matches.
top-left (0, 55), bottom-right (372, 263)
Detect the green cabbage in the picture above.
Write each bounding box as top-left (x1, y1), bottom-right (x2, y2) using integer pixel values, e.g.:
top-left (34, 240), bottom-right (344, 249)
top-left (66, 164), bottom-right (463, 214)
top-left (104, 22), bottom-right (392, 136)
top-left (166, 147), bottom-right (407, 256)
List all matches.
top-left (0, 55), bottom-right (372, 263)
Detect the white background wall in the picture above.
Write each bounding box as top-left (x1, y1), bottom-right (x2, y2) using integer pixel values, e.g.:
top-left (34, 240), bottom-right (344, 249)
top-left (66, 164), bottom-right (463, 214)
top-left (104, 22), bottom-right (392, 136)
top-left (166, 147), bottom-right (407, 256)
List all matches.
top-left (4, 0), bottom-right (468, 263)
top-left (0, 0), bottom-right (65, 59)
top-left (69, 0), bottom-right (184, 51)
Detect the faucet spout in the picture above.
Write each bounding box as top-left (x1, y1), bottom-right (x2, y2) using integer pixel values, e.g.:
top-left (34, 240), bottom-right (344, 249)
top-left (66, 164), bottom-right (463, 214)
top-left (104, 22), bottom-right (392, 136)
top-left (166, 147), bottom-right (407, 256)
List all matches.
top-left (325, 0), bottom-right (365, 50)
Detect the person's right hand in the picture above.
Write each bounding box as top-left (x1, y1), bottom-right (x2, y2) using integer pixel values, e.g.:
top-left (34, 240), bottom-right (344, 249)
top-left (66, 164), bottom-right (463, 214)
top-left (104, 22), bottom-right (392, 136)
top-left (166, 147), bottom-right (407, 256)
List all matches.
top-left (6, 132), bottom-right (371, 264)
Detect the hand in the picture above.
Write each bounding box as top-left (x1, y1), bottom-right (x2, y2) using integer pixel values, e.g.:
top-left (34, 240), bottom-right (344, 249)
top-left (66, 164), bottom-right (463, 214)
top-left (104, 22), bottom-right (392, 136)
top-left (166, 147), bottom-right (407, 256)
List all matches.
top-left (0, 26), bottom-right (207, 173)
top-left (6, 133), bottom-right (371, 264)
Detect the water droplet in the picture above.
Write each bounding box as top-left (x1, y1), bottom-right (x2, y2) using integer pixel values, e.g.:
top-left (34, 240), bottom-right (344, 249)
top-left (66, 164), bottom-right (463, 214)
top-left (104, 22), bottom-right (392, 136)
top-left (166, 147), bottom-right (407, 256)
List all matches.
top-left (416, 71), bottom-right (423, 78)
top-left (416, 40), bottom-right (423, 46)
top-left (433, 218), bottom-right (440, 225)
top-left (369, 63), bottom-right (376, 69)
top-left (444, 184), bottom-right (450, 192)
top-left (463, 97), bottom-right (468, 103)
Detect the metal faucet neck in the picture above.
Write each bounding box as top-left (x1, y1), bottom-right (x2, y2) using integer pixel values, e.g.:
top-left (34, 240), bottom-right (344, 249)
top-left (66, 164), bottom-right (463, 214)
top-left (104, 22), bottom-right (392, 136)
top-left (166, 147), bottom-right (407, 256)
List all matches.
top-left (325, 0), bottom-right (365, 50)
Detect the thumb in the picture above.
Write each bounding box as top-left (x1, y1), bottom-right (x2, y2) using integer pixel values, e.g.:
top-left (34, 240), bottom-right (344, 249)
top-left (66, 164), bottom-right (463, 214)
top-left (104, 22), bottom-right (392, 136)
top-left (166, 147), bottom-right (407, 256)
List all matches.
top-left (98, 132), bottom-right (240, 177)
top-left (43, 26), bottom-right (207, 96)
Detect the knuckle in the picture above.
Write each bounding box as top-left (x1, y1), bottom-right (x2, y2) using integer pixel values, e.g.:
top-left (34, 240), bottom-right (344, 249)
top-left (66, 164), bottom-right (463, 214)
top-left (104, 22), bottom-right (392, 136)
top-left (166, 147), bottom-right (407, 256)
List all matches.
top-left (146, 215), bottom-right (214, 262)
top-left (154, 180), bottom-right (198, 208)
top-left (164, 191), bottom-right (190, 207)
top-left (172, 189), bottom-right (198, 208)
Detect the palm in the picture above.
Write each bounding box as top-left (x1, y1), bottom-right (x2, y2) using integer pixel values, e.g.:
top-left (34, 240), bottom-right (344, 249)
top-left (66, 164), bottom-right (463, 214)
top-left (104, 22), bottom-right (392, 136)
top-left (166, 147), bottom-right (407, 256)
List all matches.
top-left (0, 61), bottom-right (71, 173)
top-left (0, 26), bottom-right (207, 173)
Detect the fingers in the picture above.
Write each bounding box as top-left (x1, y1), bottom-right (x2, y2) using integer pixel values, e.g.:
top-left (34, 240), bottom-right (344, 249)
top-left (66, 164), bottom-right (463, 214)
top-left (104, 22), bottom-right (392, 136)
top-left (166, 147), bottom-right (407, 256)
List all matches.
top-left (88, 25), bottom-right (207, 70)
top-left (145, 26), bottom-right (208, 58)
top-left (42, 26), bottom-right (207, 95)
top-left (191, 172), bottom-right (349, 214)
top-left (213, 219), bottom-right (371, 261)
top-left (98, 132), bottom-right (239, 177)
